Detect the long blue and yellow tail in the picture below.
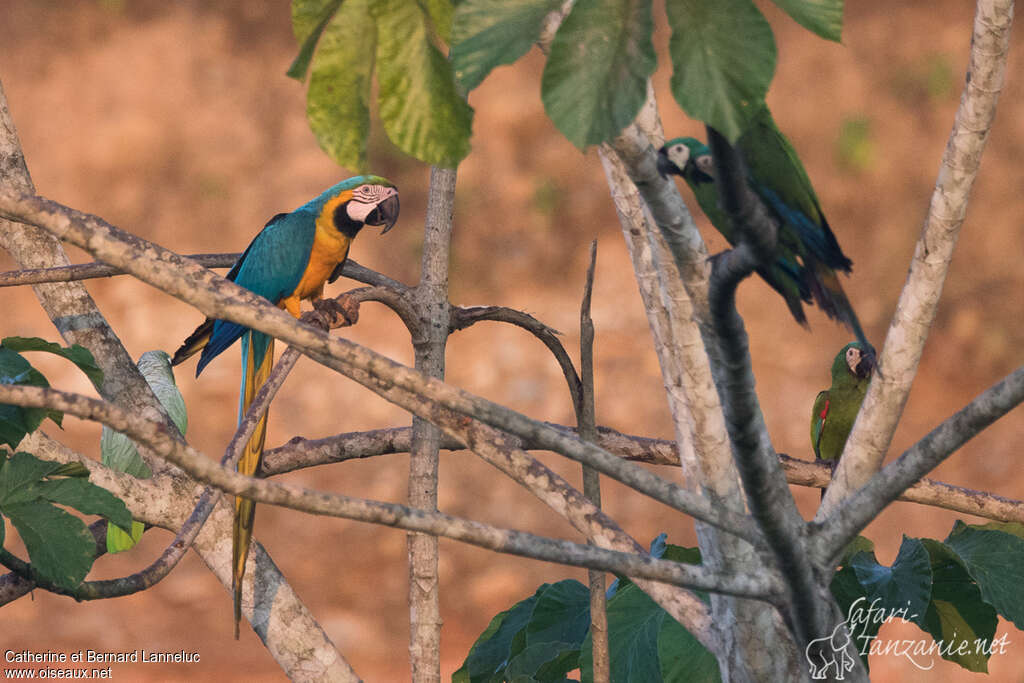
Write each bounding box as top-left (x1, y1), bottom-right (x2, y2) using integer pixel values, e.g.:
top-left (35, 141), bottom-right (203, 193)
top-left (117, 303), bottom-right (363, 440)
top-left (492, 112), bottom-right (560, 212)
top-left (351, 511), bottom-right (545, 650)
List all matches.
top-left (233, 331), bottom-right (274, 639)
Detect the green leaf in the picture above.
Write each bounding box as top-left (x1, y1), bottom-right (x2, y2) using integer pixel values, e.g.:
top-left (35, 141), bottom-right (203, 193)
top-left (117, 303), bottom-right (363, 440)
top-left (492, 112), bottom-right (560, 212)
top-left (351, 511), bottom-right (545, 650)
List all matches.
top-left (666, 0), bottom-right (776, 141)
top-left (2, 337), bottom-right (103, 391)
top-left (106, 520), bottom-right (145, 553)
top-left (829, 563), bottom-right (876, 668)
top-left (420, 0), bottom-right (453, 44)
top-left (451, 0), bottom-right (560, 92)
top-left (944, 521), bottom-right (1024, 630)
top-left (286, 0), bottom-right (345, 81)
top-left (526, 578), bottom-right (591, 647)
top-left (36, 478), bottom-right (132, 533)
top-left (302, 0), bottom-right (377, 171)
top-left (920, 538), bottom-right (998, 673)
top-left (770, 0), bottom-right (843, 42)
top-left (541, 0), bottom-right (657, 149)
top-left (454, 585), bottom-right (544, 683)
top-left (838, 535), bottom-right (875, 566)
top-left (582, 582), bottom-right (665, 683)
top-left (4, 500), bottom-right (94, 590)
top-left (374, 0), bottom-right (473, 167)
top-left (658, 612), bottom-right (720, 682)
top-left (0, 346), bottom-right (33, 384)
top-left (0, 349), bottom-right (49, 449)
top-left (850, 536), bottom-right (931, 627)
top-left (0, 452), bottom-right (62, 505)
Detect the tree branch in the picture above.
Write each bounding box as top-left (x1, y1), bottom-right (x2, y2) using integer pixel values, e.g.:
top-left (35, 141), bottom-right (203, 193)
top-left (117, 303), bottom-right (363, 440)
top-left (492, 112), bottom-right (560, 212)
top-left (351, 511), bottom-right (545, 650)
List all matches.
top-left (407, 165), bottom-right (456, 683)
top-left (822, 0), bottom-right (1016, 514)
top-left (0, 384), bottom-right (780, 603)
top-left (705, 126), bottom-right (862, 678)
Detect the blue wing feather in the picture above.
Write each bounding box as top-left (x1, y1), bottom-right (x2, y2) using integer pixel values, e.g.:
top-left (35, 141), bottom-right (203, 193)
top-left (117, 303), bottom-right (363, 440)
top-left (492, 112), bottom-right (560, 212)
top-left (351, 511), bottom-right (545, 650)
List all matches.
top-left (195, 209), bottom-right (317, 376)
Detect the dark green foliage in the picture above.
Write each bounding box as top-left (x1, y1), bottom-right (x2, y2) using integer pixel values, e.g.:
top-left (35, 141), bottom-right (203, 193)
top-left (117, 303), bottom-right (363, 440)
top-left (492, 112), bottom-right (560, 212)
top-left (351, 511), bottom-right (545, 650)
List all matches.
top-left (289, 0), bottom-right (472, 169)
top-left (458, 525), bottom-right (1023, 681)
top-left (0, 451), bottom-right (132, 591)
top-left (0, 337), bottom-right (103, 449)
top-left (451, 0), bottom-right (562, 92)
top-left (541, 0), bottom-right (657, 149)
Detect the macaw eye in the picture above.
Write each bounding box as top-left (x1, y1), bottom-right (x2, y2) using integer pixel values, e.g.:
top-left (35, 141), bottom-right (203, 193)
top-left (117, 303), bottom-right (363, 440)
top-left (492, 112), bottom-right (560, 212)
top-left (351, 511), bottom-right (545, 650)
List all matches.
top-left (846, 347), bottom-right (861, 371)
top-left (695, 154), bottom-right (715, 176)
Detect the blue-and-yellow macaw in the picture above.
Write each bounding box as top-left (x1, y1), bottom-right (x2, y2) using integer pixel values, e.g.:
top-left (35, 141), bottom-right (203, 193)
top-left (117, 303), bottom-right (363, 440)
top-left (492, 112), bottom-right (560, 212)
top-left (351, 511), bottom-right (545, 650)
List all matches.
top-left (657, 106), bottom-right (871, 351)
top-left (170, 175), bottom-right (399, 637)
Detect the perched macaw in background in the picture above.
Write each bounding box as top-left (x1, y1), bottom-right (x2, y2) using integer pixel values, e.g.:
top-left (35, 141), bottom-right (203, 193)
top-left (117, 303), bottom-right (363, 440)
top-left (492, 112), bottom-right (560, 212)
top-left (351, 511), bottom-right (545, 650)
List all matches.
top-left (656, 106), bottom-right (871, 352)
top-left (811, 342), bottom-right (875, 498)
top-left (170, 175), bottom-right (399, 637)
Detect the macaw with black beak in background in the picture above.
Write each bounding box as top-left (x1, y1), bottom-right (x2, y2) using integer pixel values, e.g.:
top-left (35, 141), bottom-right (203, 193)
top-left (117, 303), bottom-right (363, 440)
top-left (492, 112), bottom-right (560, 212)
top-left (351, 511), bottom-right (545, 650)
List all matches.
top-left (171, 175), bottom-right (399, 637)
top-left (657, 106), bottom-right (872, 353)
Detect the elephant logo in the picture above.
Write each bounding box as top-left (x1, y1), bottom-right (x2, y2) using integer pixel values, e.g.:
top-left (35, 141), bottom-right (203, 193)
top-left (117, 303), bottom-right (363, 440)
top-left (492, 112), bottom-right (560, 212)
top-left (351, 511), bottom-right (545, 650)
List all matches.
top-left (806, 621), bottom-right (857, 680)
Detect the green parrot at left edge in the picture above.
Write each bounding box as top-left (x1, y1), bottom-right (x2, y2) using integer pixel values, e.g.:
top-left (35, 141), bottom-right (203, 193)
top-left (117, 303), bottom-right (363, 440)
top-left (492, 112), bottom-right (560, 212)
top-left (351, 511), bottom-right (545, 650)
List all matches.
top-left (811, 342), bottom-right (875, 497)
top-left (657, 105), bottom-right (872, 353)
top-left (170, 175), bottom-right (399, 638)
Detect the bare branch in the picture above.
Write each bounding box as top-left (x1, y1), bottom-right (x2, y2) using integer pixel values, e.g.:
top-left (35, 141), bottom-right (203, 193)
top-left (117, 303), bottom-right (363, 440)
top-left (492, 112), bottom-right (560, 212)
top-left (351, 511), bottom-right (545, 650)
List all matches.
top-left (0, 384), bottom-right (780, 602)
top-left (262, 426), bottom-right (1024, 524)
top-left (824, 0), bottom-right (1016, 512)
top-left (450, 305), bottom-right (582, 416)
top-left (577, 240), bottom-right (609, 683)
top-left (407, 165), bottom-right (456, 683)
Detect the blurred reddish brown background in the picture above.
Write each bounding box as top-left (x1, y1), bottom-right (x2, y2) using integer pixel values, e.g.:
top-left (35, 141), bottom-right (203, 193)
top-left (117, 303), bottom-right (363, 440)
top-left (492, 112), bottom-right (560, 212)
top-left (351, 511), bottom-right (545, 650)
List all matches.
top-left (1, 1), bottom-right (1022, 680)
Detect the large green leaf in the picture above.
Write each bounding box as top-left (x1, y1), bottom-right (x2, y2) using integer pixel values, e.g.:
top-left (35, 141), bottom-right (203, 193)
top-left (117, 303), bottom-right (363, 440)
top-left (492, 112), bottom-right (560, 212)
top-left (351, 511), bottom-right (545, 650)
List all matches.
top-left (302, 0), bottom-right (377, 172)
top-left (850, 536), bottom-right (931, 628)
top-left (829, 563), bottom-right (876, 668)
top-left (420, 0), bottom-right (453, 44)
top-left (3, 500), bottom-right (94, 590)
top-left (374, 0), bottom-right (473, 167)
top-left (0, 452), bottom-right (61, 506)
top-left (658, 611), bottom-right (720, 682)
top-left (0, 452), bottom-right (133, 589)
top-left (581, 582), bottom-right (665, 682)
top-left (287, 0), bottom-right (345, 81)
top-left (944, 521), bottom-right (1024, 630)
top-left (0, 348), bottom-right (51, 449)
top-left (2, 336), bottom-right (103, 391)
top-left (920, 538), bottom-right (998, 673)
top-left (770, 0), bottom-right (843, 42)
top-left (541, 0), bottom-right (657, 149)
top-left (666, 0), bottom-right (776, 142)
top-left (37, 479), bottom-right (131, 533)
top-left (451, 0), bottom-right (561, 92)
top-left (453, 585), bottom-right (544, 683)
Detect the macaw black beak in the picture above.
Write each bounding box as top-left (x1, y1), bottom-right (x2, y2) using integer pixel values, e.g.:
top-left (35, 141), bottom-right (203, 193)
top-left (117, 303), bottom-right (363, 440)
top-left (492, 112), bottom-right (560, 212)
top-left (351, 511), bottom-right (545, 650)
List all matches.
top-left (856, 349), bottom-right (876, 379)
top-left (366, 193), bottom-right (400, 234)
top-left (656, 147), bottom-right (674, 179)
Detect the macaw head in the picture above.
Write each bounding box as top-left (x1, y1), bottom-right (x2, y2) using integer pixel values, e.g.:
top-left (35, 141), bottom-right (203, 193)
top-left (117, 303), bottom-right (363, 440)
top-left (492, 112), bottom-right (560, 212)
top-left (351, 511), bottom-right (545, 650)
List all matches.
top-left (833, 341), bottom-right (875, 382)
top-left (657, 137), bottom-right (715, 186)
top-left (318, 175), bottom-right (400, 238)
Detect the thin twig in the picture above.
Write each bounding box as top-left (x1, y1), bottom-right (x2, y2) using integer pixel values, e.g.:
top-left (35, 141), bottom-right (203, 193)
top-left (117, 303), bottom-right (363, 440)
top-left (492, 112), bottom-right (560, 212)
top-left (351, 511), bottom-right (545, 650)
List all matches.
top-left (578, 240), bottom-right (610, 683)
top-left (450, 305), bottom-right (582, 416)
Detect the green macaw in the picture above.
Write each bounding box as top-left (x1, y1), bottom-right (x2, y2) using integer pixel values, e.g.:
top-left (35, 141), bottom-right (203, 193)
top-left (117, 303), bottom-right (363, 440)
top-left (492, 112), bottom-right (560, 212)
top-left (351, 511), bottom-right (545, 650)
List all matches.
top-left (170, 175), bottom-right (399, 638)
top-left (811, 342), bottom-right (875, 497)
top-left (656, 106), bottom-right (870, 351)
